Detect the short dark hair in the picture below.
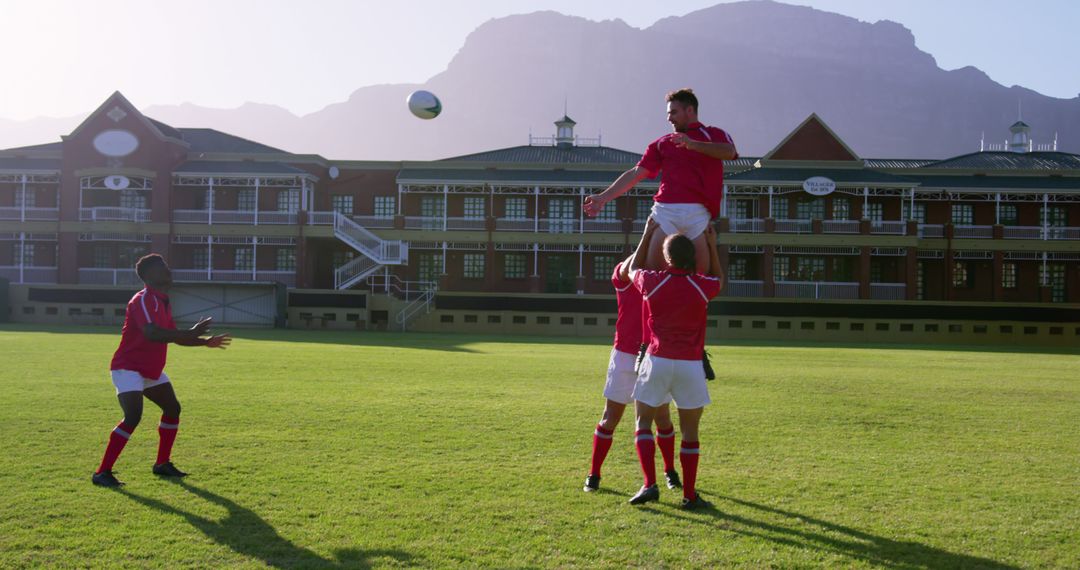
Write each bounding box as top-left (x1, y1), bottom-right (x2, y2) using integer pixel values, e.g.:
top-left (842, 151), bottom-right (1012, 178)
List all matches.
top-left (666, 88), bottom-right (698, 113)
top-left (664, 234), bottom-right (696, 271)
top-left (135, 253), bottom-right (167, 280)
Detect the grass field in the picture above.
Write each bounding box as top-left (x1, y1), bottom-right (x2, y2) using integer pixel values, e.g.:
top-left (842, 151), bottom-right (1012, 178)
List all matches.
top-left (0, 324), bottom-right (1078, 569)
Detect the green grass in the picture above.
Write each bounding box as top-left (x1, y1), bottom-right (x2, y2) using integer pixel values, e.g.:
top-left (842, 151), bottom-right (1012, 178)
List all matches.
top-left (0, 325), bottom-right (1078, 569)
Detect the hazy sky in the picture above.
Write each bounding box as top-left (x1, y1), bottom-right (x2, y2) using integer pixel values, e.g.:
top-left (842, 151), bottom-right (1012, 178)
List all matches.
top-left (1, 0), bottom-right (1077, 120)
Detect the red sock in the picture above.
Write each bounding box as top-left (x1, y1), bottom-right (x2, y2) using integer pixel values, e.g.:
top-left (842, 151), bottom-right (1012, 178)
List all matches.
top-left (634, 429), bottom-right (657, 488)
top-left (589, 424), bottom-right (615, 477)
top-left (680, 440), bottom-right (700, 500)
top-left (156, 415), bottom-right (180, 465)
top-left (97, 421), bottom-right (136, 474)
top-left (656, 425), bottom-right (676, 472)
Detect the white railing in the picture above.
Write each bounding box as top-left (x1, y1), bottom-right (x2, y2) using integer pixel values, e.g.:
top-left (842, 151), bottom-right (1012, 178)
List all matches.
top-left (171, 210), bottom-right (296, 225)
top-left (335, 255), bottom-right (382, 289)
top-left (822, 220), bottom-right (859, 234)
top-left (80, 207), bottom-right (151, 222)
top-left (870, 221), bottom-right (907, 235)
top-left (334, 212), bottom-right (405, 264)
top-left (723, 280), bottom-right (764, 297)
top-left (775, 281), bottom-right (860, 300)
top-left (870, 283), bottom-right (906, 301)
top-left (0, 207), bottom-right (60, 221)
top-left (537, 218), bottom-right (579, 233)
top-left (631, 219), bottom-right (647, 233)
top-left (306, 211), bottom-right (336, 225)
top-left (172, 209), bottom-right (211, 223)
top-left (1047, 227), bottom-right (1080, 240)
top-left (367, 275), bottom-right (437, 301)
top-left (78, 268), bottom-right (141, 285)
top-left (582, 219), bottom-right (623, 233)
top-left (1002, 226), bottom-right (1042, 240)
top-left (774, 219), bottom-right (813, 234)
top-left (730, 219), bottom-right (764, 233)
top-left (172, 269), bottom-right (296, 286)
top-left (404, 216), bottom-right (444, 230)
top-left (353, 215), bottom-right (395, 229)
top-left (396, 288), bottom-right (437, 331)
top-left (446, 217), bottom-right (487, 231)
top-left (918, 224), bottom-right (944, 238)
top-left (0, 266), bottom-right (58, 284)
top-left (495, 217), bottom-right (534, 232)
top-left (953, 225), bottom-right (994, 239)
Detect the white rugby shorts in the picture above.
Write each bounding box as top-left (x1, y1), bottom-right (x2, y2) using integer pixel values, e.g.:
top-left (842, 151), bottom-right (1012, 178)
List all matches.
top-left (632, 353), bottom-right (710, 409)
top-left (650, 202), bottom-right (711, 240)
top-left (110, 369), bottom-right (170, 395)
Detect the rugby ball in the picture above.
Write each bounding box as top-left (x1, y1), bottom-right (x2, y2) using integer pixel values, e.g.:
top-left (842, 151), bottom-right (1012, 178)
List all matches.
top-left (407, 90), bottom-right (442, 120)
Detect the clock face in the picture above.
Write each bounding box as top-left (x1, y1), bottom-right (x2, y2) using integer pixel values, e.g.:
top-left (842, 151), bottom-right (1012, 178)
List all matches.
top-left (93, 129), bottom-right (139, 157)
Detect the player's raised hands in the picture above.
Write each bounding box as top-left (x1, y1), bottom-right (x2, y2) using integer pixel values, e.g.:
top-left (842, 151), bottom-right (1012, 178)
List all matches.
top-left (583, 194), bottom-right (604, 217)
top-left (191, 317), bottom-right (213, 336)
top-left (206, 334), bottom-right (231, 349)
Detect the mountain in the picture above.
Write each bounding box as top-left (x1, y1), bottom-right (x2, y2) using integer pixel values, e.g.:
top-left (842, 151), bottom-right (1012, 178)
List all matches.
top-left (3, 1), bottom-right (1077, 159)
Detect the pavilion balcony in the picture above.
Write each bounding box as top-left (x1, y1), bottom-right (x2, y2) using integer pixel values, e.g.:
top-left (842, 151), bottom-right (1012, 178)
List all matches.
top-left (0, 207), bottom-right (60, 221)
top-left (79, 207), bottom-right (151, 223)
top-left (172, 269), bottom-right (296, 287)
top-left (723, 280), bottom-right (764, 297)
top-left (775, 281), bottom-right (860, 300)
top-left (822, 220), bottom-right (859, 234)
top-left (78, 268), bottom-right (141, 286)
top-left (0, 265), bottom-right (57, 284)
top-left (171, 209), bottom-right (298, 225)
top-left (953, 225), bottom-right (994, 239)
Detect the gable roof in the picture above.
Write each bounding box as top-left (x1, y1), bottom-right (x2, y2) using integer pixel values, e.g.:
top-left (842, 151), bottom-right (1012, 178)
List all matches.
top-left (763, 114), bottom-right (860, 162)
top-left (65, 91), bottom-right (187, 147)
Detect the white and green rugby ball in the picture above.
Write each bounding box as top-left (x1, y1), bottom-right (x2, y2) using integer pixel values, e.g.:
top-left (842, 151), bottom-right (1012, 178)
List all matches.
top-left (407, 90), bottom-right (442, 120)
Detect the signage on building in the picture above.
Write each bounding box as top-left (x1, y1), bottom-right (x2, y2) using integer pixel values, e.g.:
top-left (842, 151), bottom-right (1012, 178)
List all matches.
top-left (803, 176), bottom-right (836, 196)
top-left (104, 175), bottom-right (130, 190)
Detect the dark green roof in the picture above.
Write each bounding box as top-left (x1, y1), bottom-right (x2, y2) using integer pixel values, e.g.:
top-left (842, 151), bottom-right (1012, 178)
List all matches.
top-left (173, 160), bottom-right (307, 175)
top-left (903, 174), bottom-right (1080, 191)
top-left (442, 145), bottom-right (641, 165)
top-left (2, 141), bottom-right (62, 153)
top-left (921, 151), bottom-right (1080, 171)
top-left (147, 118), bottom-right (184, 140)
top-left (177, 128), bottom-right (287, 154)
top-left (398, 168), bottom-right (638, 186)
top-left (726, 167), bottom-right (912, 185)
top-left (0, 157), bottom-right (61, 171)
top-left (864, 158), bottom-right (937, 169)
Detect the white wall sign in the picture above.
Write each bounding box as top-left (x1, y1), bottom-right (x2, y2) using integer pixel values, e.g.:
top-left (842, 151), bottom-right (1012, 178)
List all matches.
top-left (93, 129), bottom-right (139, 157)
top-left (104, 175), bottom-right (131, 190)
top-left (803, 176), bottom-right (836, 196)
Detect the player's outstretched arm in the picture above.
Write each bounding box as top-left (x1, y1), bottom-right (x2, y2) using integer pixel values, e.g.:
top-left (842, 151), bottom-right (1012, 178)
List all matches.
top-left (630, 217), bottom-right (659, 274)
top-left (143, 316), bottom-right (212, 344)
top-left (583, 166), bottom-right (652, 217)
top-left (672, 134), bottom-right (738, 160)
top-left (703, 224), bottom-right (724, 287)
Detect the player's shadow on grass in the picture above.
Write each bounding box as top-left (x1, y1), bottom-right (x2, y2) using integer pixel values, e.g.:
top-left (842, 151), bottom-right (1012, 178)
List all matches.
top-left (642, 493), bottom-right (1019, 569)
top-left (119, 481), bottom-right (417, 569)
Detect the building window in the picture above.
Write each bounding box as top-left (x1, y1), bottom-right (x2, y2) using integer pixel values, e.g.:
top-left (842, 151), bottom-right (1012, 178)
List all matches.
top-left (832, 197), bottom-right (850, 220)
top-left (421, 196), bottom-right (444, 218)
top-left (952, 261), bottom-right (971, 288)
top-left (734, 199), bottom-right (757, 220)
top-left (235, 248), bottom-right (253, 271)
top-left (504, 253), bottom-right (526, 279)
top-left (773, 255), bottom-right (790, 282)
top-left (729, 257), bottom-right (749, 280)
top-left (93, 245), bottom-right (111, 268)
top-left (635, 199), bottom-right (652, 221)
top-left (951, 204), bottom-right (973, 225)
top-left (1040, 206), bottom-right (1067, 227)
top-left (910, 203), bottom-right (926, 223)
top-left (201, 189), bottom-right (214, 210)
top-left (796, 198), bottom-right (825, 220)
top-left (192, 248), bottom-right (209, 270)
top-left (374, 196), bottom-right (396, 218)
top-left (916, 261), bottom-right (925, 300)
top-left (592, 255), bottom-right (617, 281)
top-left (505, 197), bottom-right (528, 219)
top-left (771, 196), bottom-right (789, 219)
top-left (332, 250), bottom-right (355, 268)
top-left (120, 189), bottom-right (146, 210)
top-left (547, 197), bottom-right (576, 233)
top-left (276, 248), bottom-right (296, 272)
top-left (864, 203), bottom-right (883, 222)
top-left (463, 197), bottom-right (485, 219)
top-left (1002, 262), bottom-right (1017, 289)
top-left (14, 189), bottom-right (36, 208)
top-left (870, 260), bottom-right (883, 283)
top-left (237, 189), bottom-right (256, 211)
top-left (998, 204), bottom-right (1018, 226)
top-left (1040, 263), bottom-right (1066, 302)
top-left (463, 253), bottom-right (485, 279)
top-left (331, 195), bottom-right (353, 215)
top-left (418, 253), bottom-right (443, 282)
top-left (277, 190), bottom-right (300, 213)
top-left (832, 257), bottom-right (854, 282)
top-left (12, 243), bottom-right (34, 266)
top-left (596, 202), bottom-right (618, 221)
top-left (795, 257), bottom-right (825, 281)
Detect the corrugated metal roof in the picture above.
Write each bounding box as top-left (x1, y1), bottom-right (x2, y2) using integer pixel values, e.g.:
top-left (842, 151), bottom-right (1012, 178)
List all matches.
top-left (921, 151), bottom-right (1080, 171)
top-left (0, 157), bottom-right (62, 171)
top-left (1, 141), bottom-right (63, 153)
top-left (442, 145), bottom-right (642, 164)
top-left (173, 160), bottom-right (307, 175)
top-left (177, 128), bottom-right (287, 154)
top-left (904, 174), bottom-right (1080, 191)
top-left (147, 118), bottom-right (184, 141)
top-left (726, 167), bottom-right (912, 185)
top-left (398, 168), bottom-right (634, 185)
top-left (864, 158), bottom-right (937, 169)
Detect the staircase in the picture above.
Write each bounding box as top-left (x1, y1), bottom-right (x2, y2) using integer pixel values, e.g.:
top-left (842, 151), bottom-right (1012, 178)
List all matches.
top-left (333, 212), bottom-right (408, 289)
top-left (367, 274), bottom-right (437, 331)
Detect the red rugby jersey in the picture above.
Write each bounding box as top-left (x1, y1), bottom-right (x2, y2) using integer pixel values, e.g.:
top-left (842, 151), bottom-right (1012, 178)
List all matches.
top-left (632, 268), bottom-right (720, 360)
top-left (636, 122), bottom-right (736, 219)
top-left (110, 287), bottom-right (175, 380)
